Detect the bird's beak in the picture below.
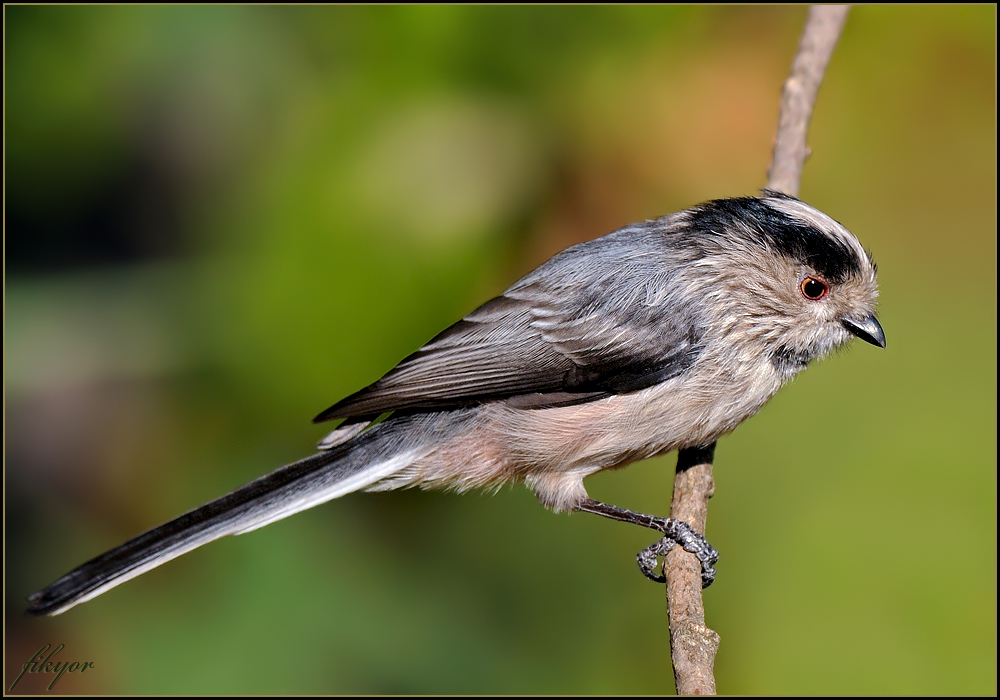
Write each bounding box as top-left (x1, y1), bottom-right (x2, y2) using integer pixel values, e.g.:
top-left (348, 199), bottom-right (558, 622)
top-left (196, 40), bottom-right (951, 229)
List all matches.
top-left (841, 315), bottom-right (886, 348)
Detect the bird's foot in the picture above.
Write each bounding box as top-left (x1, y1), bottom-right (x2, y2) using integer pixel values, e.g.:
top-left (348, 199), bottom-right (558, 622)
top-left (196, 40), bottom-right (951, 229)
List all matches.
top-left (636, 522), bottom-right (717, 588)
top-left (576, 498), bottom-right (718, 588)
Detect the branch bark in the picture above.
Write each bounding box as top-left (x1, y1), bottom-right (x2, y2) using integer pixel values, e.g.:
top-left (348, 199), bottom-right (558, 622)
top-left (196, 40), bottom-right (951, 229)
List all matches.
top-left (666, 444), bottom-right (720, 696)
top-left (768, 5), bottom-right (851, 196)
top-left (664, 6), bottom-right (850, 695)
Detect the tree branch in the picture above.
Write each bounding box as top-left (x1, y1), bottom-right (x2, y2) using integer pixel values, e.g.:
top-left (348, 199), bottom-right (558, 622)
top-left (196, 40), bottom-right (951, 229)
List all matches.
top-left (664, 6), bottom-right (850, 694)
top-left (666, 444), bottom-right (720, 695)
top-left (768, 5), bottom-right (851, 196)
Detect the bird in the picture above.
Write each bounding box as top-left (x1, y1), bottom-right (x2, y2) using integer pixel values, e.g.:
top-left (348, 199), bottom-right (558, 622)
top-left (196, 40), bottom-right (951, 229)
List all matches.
top-left (27, 190), bottom-right (884, 616)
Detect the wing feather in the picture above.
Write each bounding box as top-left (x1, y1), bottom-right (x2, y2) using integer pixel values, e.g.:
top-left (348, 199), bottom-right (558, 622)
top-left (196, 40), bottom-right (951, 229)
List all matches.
top-left (314, 220), bottom-right (703, 422)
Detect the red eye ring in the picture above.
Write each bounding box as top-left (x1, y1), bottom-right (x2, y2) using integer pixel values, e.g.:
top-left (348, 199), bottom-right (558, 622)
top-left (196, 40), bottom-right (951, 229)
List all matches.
top-left (800, 276), bottom-right (828, 300)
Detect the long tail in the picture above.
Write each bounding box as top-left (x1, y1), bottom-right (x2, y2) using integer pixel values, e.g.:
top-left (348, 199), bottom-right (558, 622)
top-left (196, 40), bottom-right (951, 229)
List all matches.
top-left (27, 411), bottom-right (459, 616)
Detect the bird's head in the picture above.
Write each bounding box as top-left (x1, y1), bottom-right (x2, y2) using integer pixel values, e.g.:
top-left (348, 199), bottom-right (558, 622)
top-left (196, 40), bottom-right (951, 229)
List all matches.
top-left (684, 192), bottom-right (884, 377)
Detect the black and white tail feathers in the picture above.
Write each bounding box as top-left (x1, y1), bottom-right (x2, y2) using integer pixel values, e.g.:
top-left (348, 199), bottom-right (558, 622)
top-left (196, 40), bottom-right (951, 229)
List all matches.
top-left (26, 412), bottom-right (449, 616)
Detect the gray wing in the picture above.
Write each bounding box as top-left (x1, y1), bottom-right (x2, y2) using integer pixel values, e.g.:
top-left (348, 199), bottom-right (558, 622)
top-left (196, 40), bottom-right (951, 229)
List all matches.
top-left (315, 223), bottom-right (703, 422)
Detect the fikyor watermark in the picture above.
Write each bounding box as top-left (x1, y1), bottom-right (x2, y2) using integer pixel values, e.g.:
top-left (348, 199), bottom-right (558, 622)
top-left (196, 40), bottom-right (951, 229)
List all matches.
top-left (9, 644), bottom-right (95, 691)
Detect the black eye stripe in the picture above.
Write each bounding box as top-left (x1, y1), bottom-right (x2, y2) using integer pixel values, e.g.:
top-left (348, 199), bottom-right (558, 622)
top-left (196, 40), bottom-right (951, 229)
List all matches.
top-left (685, 196), bottom-right (862, 284)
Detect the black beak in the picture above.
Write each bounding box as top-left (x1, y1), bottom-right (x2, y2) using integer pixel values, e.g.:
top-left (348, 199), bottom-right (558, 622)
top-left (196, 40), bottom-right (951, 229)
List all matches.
top-left (842, 315), bottom-right (886, 349)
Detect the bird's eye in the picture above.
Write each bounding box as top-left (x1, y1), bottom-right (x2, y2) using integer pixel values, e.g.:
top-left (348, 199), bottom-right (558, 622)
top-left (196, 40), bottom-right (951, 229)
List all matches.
top-left (800, 276), bottom-right (828, 300)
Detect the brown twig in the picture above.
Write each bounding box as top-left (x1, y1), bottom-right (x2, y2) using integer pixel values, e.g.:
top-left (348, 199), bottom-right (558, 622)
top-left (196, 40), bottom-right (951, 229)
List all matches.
top-left (768, 5), bottom-right (851, 196)
top-left (664, 6), bottom-right (850, 695)
top-left (666, 444), bottom-right (720, 696)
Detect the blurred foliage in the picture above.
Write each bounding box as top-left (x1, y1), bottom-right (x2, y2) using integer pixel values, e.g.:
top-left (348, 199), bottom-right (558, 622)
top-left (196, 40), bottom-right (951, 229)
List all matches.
top-left (5, 5), bottom-right (995, 695)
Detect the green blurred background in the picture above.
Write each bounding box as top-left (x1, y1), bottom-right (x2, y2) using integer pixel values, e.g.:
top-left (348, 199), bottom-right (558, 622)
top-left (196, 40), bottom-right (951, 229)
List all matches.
top-left (5, 6), bottom-right (995, 694)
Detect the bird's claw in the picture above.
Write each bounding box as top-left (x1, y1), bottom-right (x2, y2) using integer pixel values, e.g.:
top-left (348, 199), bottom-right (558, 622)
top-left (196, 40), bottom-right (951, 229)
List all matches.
top-left (636, 519), bottom-right (718, 588)
top-left (637, 537), bottom-right (674, 583)
top-left (573, 499), bottom-right (718, 588)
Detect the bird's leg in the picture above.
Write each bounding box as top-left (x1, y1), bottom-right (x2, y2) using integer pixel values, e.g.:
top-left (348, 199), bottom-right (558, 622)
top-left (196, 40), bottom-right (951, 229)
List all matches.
top-left (575, 498), bottom-right (718, 588)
